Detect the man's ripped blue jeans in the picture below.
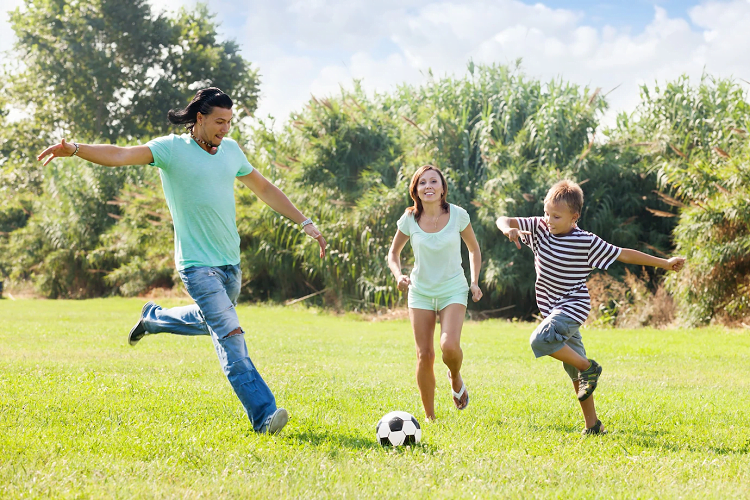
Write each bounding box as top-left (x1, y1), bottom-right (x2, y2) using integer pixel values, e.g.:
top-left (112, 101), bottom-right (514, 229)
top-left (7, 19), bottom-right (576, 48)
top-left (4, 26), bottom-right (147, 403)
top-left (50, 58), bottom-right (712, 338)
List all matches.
top-left (141, 264), bottom-right (277, 432)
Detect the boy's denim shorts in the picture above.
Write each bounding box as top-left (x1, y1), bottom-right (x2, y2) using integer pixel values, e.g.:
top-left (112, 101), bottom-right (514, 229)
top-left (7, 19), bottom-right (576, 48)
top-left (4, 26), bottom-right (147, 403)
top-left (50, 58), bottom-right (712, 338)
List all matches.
top-left (408, 287), bottom-right (468, 312)
top-left (529, 310), bottom-right (587, 381)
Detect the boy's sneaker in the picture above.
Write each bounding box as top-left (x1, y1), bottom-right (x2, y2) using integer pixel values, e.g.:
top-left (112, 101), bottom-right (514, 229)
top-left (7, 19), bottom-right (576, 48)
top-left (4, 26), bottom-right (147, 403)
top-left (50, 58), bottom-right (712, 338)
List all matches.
top-left (582, 419), bottom-right (607, 436)
top-left (577, 359), bottom-right (602, 401)
top-left (128, 301), bottom-right (154, 346)
top-left (261, 408), bottom-right (289, 435)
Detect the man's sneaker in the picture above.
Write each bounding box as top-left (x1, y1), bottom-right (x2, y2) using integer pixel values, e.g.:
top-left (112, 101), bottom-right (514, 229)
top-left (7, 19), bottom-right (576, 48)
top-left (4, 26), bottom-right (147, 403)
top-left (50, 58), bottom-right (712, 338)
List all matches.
top-left (577, 359), bottom-right (602, 401)
top-left (128, 301), bottom-right (154, 346)
top-left (582, 419), bottom-right (607, 436)
top-left (261, 408), bottom-right (289, 435)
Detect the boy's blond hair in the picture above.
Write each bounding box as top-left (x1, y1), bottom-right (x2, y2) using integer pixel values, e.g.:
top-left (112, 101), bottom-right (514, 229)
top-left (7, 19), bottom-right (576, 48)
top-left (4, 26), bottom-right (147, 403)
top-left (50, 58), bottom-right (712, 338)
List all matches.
top-left (544, 180), bottom-right (583, 217)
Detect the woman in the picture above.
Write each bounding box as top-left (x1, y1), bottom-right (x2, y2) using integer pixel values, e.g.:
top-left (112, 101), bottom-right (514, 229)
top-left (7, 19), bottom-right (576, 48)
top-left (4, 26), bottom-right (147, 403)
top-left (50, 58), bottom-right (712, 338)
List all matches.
top-left (387, 165), bottom-right (482, 420)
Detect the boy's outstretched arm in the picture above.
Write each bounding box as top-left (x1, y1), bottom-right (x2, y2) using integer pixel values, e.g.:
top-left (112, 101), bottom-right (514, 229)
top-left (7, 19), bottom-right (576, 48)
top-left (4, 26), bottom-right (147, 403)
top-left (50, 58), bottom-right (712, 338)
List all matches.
top-left (496, 216), bottom-right (532, 249)
top-left (617, 248), bottom-right (685, 272)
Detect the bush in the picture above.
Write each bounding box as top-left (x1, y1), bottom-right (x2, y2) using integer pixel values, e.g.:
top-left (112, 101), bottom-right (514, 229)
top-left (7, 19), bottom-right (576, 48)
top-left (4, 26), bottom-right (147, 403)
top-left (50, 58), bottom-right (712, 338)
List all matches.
top-left (615, 74), bottom-right (750, 325)
top-left (587, 269), bottom-right (676, 328)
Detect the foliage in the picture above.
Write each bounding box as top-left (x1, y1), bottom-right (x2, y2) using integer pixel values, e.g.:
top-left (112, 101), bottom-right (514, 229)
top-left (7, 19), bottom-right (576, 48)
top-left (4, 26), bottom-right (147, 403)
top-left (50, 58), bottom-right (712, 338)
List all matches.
top-left (614, 74), bottom-right (750, 325)
top-left (6, 0), bottom-right (259, 141)
top-left (2, 157), bottom-right (140, 297)
top-left (587, 270), bottom-right (675, 328)
top-left (2, 1), bottom-right (748, 323)
top-left (239, 88), bottom-right (409, 308)
top-left (2, 0), bottom-right (260, 194)
top-left (412, 64), bottom-right (671, 316)
top-left (2, 59), bottom-right (690, 315)
top-left (96, 170), bottom-right (176, 297)
top-left (0, 0), bottom-right (260, 296)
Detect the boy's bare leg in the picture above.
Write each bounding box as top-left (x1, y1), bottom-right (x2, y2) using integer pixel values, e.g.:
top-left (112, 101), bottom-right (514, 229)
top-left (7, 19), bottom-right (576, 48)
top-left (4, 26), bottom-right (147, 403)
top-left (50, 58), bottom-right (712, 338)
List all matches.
top-left (410, 308), bottom-right (437, 420)
top-left (549, 344), bottom-right (590, 372)
top-left (573, 379), bottom-right (603, 430)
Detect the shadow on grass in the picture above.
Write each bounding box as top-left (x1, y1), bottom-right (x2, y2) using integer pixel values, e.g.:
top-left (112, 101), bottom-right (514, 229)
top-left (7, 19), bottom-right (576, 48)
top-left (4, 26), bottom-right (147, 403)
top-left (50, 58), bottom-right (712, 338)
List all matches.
top-left (525, 422), bottom-right (750, 456)
top-left (623, 430), bottom-right (750, 455)
top-left (286, 429), bottom-right (436, 454)
top-left (286, 430), bottom-right (382, 450)
top-left (527, 421), bottom-right (581, 434)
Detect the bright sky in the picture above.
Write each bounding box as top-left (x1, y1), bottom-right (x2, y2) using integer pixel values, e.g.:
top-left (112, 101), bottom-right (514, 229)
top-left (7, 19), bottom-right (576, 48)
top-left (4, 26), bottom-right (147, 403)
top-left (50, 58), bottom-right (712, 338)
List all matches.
top-left (1, 0), bottom-right (749, 129)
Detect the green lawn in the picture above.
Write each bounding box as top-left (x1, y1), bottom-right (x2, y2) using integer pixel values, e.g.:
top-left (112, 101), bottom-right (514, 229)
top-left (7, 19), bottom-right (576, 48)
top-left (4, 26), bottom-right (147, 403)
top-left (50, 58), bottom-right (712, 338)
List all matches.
top-left (1, 299), bottom-right (749, 499)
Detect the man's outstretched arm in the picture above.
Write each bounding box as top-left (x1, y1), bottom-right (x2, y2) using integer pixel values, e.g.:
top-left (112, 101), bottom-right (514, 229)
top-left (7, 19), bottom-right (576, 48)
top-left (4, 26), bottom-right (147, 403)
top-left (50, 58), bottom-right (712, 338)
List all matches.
top-left (238, 169), bottom-right (327, 258)
top-left (38, 138), bottom-right (153, 167)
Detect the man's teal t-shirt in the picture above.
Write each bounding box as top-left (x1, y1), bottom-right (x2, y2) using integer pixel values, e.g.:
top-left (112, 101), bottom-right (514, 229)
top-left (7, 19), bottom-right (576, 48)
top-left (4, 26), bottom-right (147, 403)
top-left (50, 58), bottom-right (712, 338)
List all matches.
top-left (146, 134), bottom-right (253, 270)
top-left (396, 204), bottom-right (471, 297)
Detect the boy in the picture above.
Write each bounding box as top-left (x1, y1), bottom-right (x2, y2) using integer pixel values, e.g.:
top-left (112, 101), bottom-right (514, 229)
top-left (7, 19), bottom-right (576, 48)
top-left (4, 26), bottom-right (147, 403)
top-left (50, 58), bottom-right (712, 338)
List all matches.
top-left (496, 180), bottom-right (685, 435)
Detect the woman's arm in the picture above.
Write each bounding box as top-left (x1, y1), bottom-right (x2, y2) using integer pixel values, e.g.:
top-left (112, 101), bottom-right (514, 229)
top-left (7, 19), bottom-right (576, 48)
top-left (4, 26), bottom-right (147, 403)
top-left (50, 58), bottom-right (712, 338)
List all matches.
top-left (238, 170), bottom-right (327, 258)
top-left (387, 230), bottom-right (411, 291)
top-left (460, 223), bottom-right (483, 302)
top-left (38, 139), bottom-right (153, 167)
top-left (617, 248), bottom-right (685, 271)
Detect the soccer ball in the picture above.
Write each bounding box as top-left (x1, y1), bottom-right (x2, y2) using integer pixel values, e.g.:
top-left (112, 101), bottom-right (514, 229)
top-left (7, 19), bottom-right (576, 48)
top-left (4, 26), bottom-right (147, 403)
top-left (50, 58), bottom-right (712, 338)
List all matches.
top-left (376, 411), bottom-right (422, 446)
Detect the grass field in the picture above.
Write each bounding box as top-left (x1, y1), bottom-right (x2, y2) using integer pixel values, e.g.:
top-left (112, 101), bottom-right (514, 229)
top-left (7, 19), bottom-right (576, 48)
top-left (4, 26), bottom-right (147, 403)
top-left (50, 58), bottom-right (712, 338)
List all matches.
top-left (2, 298), bottom-right (750, 499)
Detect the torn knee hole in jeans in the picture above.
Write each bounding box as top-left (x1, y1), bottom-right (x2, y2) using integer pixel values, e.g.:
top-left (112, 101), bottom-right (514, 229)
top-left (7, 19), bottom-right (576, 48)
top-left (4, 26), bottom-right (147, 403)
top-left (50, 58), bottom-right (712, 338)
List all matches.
top-left (226, 327), bottom-right (243, 337)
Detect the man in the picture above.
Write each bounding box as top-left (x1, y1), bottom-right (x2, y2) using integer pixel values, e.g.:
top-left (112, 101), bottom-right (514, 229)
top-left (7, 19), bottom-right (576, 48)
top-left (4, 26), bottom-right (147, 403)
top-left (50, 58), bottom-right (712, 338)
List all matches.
top-left (38, 87), bottom-right (326, 435)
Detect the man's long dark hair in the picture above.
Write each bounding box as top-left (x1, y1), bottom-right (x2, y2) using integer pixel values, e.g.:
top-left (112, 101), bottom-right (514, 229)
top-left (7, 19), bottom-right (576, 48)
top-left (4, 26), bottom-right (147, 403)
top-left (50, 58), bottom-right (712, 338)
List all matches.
top-left (167, 87), bottom-right (233, 131)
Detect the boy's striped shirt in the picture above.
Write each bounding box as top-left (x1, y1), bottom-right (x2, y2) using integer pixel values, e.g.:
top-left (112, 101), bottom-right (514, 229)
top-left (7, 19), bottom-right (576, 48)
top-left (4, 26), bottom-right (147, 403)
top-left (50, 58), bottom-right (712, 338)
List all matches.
top-left (517, 217), bottom-right (621, 324)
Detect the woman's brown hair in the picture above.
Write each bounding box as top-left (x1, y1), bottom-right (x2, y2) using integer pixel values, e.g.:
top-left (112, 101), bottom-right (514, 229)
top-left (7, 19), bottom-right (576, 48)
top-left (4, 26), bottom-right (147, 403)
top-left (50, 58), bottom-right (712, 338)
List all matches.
top-left (405, 165), bottom-right (449, 222)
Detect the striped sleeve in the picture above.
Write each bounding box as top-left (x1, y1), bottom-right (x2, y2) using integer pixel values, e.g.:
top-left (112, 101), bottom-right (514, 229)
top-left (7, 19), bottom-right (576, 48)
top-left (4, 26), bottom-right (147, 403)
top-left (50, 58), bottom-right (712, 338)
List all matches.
top-left (515, 217), bottom-right (537, 234)
top-left (516, 217), bottom-right (541, 247)
top-left (588, 234), bottom-right (621, 270)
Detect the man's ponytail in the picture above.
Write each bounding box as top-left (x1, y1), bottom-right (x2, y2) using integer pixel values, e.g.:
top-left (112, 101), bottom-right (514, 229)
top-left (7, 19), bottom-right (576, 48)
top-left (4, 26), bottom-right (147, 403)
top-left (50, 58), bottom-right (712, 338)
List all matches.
top-left (167, 87), bottom-right (233, 130)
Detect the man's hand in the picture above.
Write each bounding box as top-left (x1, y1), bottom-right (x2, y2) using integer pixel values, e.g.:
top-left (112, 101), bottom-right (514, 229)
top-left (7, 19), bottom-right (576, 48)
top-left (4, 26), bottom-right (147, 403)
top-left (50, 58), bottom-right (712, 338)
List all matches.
top-left (37, 139), bottom-right (76, 166)
top-left (303, 223), bottom-right (327, 258)
top-left (397, 274), bottom-right (411, 292)
top-left (504, 228), bottom-right (532, 249)
top-left (470, 283), bottom-right (483, 302)
top-left (664, 257), bottom-right (686, 272)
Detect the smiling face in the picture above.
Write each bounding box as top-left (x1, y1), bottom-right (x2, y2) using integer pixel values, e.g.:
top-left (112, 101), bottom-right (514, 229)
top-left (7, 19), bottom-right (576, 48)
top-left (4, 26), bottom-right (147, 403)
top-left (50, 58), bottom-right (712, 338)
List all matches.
top-left (544, 200), bottom-right (579, 235)
top-left (196, 107), bottom-right (233, 147)
top-left (416, 169), bottom-right (445, 204)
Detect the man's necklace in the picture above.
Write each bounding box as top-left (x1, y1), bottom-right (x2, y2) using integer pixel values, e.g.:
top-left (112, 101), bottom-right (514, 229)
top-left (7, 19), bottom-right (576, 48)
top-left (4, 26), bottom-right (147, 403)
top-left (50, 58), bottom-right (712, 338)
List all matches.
top-left (191, 130), bottom-right (218, 154)
top-left (190, 131), bottom-right (211, 147)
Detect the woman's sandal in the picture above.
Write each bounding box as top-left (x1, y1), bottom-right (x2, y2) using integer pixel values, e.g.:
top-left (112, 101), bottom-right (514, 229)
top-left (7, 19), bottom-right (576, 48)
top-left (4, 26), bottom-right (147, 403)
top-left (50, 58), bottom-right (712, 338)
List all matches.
top-left (447, 370), bottom-right (469, 410)
top-left (581, 419), bottom-right (608, 436)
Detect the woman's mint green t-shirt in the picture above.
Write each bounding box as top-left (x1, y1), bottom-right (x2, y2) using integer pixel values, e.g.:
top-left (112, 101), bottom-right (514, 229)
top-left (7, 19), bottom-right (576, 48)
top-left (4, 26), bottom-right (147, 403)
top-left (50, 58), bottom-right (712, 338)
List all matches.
top-left (146, 134), bottom-right (253, 270)
top-left (397, 204), bottom-right (471, 297)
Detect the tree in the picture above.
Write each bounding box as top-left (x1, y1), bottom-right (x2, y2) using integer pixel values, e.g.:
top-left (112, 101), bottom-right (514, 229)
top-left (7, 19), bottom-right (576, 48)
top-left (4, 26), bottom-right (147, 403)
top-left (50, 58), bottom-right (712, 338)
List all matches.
top-left (0, 0), bottom-right (261, 297)
top-left (6, 0), bottom-right (259, 141)
top-left (614, 74), bottom-right (750, 325)
top-left (238, 64), bottom-right (676, 315)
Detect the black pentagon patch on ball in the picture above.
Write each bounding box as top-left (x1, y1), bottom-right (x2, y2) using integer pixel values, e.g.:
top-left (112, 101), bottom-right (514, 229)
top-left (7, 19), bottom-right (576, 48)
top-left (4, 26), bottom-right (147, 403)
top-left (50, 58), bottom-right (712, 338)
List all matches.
top-left (411, 416), bottom-right (420, 429)
top-left (388, 417), bottom-right (404, 432)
